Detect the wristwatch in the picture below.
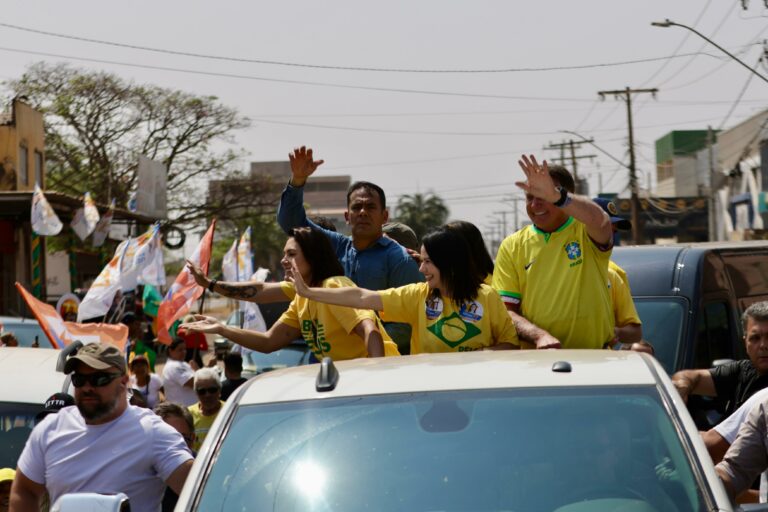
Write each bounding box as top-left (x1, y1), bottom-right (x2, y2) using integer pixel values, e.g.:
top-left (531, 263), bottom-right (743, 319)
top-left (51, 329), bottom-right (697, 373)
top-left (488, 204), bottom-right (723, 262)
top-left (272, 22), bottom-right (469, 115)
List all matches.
top-left (207, 279), bottom-right (217, 292)
top-left (552, 186), bottom-right (572, 208)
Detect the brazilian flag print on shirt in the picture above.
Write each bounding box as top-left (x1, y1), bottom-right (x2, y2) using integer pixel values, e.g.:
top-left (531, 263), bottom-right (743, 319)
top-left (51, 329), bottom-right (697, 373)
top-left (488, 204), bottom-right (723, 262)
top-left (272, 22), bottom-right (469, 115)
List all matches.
top-left (379, 282), bottom-right (519, 354)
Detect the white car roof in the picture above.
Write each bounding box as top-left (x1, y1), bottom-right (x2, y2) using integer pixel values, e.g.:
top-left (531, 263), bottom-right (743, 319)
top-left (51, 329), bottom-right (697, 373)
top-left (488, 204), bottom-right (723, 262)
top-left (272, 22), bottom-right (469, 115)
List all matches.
top-left (0, 347), bottom-right (68, 405)
top-left (237, 350), bottom-right (660, 406)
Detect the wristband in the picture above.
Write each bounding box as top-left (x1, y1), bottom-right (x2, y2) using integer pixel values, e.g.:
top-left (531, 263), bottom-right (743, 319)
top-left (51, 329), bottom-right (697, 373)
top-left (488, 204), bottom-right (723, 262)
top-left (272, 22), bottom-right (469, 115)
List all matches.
top-left (207, 279), bottom-right (217, 292)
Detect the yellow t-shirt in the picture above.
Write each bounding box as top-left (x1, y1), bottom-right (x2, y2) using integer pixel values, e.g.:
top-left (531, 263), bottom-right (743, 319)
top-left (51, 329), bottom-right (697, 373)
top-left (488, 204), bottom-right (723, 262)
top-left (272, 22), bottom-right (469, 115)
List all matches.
top-left (379, 282), bottom-right (518, 354)
top-left (279, 280), bottom-right (296, 300)
top-left (188, 401), bottom-right (224, 452)
top-left (491, 217), bottom-right (614, 349)
top-left (608, 262), bottom-right (641, 328)
top-left (278, 276), bottom-right (399, 360)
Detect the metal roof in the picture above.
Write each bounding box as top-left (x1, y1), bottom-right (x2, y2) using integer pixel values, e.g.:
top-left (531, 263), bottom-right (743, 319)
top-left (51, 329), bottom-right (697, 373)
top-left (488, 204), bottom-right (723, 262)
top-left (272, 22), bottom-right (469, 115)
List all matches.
top-left (236, 350), bottom-right (659, 405)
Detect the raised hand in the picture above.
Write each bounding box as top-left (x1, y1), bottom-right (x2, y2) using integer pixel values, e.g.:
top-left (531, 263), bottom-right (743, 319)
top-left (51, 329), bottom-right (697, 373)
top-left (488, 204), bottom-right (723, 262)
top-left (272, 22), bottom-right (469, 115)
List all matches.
top-left (288, 146), bottom-right (324, 187)
top-left (286, 262), bottom-right (310, 297)
top-left (515, 154), bottom-right (560, 203)
top-left (185, 259), bottom-right (209, 288)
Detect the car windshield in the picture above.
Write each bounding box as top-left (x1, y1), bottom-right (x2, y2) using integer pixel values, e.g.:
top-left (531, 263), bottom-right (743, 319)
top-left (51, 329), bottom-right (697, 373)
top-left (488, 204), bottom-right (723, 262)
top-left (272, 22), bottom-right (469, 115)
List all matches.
top-left (634, 297), bottom-right (687, 374)
top-left (195, 387), bottom-right (707, 512)
top-left (0, 402), bottom-right (42, 469)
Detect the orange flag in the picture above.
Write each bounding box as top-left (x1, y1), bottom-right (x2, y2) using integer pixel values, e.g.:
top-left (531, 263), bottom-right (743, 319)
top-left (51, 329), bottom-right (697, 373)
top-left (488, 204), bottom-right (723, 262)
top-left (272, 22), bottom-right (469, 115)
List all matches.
top-left (157, 219), bottom-right (216, 344)
top-left (15, 283), bottom-right (128, 350)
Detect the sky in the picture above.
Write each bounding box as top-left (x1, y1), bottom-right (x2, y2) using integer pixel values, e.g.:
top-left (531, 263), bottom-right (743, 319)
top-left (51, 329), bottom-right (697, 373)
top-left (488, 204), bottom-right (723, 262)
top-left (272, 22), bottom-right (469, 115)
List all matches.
top-left (2, 0), bottom-right (767, 248)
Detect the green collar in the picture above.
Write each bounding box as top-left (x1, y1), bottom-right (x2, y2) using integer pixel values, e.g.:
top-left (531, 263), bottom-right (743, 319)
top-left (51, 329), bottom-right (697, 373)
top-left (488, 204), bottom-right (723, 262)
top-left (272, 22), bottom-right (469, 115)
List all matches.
top-left (530, 216), bottom-right (574, 242)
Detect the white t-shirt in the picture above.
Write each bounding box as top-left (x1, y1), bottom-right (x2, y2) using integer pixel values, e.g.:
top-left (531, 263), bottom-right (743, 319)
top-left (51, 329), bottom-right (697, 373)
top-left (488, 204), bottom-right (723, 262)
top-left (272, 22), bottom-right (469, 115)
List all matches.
top-left (18, 405), bottom-right (192, 512)
top-left (715, 387), bottom-right (768, 502)
top-left (162, 359), bottom-right (198, 406)
top-left (129, 373), bottom-right (164, 409)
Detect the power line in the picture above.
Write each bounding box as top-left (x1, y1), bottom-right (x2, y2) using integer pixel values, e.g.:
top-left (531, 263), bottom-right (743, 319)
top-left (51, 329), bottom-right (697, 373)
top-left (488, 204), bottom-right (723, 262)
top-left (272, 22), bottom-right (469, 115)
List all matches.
top-left (719, 54), bottom-right (762, 129)
top-left (0, 21), bottom-right (738, 74)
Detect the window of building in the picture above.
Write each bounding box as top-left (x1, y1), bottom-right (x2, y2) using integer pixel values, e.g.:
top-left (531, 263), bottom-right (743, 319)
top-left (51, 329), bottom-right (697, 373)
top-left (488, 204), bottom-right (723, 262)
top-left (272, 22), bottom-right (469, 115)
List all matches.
top-left (34, 151), bottom-right (43, 187)
top-left (19, 144), bottom-right (28, 186)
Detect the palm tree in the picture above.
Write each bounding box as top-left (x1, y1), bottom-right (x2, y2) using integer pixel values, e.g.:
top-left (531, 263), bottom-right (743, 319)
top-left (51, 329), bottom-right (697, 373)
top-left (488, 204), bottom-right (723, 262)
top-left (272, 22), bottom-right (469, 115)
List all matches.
top-left (394, 193), bottom-right (449, 242)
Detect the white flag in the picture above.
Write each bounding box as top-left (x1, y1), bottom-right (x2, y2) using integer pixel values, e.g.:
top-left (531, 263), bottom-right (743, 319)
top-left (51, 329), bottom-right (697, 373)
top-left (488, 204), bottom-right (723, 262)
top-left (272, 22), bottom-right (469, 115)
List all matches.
top-left (138, 234), bottom-right (166, 287)
top-left (91, 199), bottom-right (115, 247)
top-left (77, 241), bottom-right (128, 322)
top-left (120, 224), bottom-right (161, 292)
top-left (237, 227), bottom-right (253, 282)
top-left (71, 192), bottom-right (100, 241)
top-left (31, 184), bottom-right (63, 236)
top-left (222, 240), bottom-right (238, 282)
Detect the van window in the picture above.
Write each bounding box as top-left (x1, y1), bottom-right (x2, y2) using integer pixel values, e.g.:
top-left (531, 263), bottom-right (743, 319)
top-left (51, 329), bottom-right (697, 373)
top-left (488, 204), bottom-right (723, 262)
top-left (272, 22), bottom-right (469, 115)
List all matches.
top-left (723, 253), bottom-right (768, 298)
top-left (633, 298), bottom-right (686, 374)
top-left (694, 302), bottom-right (731, 368)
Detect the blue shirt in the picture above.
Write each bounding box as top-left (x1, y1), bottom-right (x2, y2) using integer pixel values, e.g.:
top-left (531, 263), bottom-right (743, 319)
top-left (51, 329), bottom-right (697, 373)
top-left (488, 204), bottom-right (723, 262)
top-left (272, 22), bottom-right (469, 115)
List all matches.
top-left (277, 183), bottom-right (423, 351)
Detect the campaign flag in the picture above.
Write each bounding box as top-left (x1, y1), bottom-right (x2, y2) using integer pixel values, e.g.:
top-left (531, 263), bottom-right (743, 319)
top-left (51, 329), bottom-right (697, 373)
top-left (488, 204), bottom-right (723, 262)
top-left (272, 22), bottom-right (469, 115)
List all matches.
top-left (15, 282), bottom-right (69, 348)
top-left (91, 199), bottom-right (115, 247)
top-left (64, 322), bottom-right (129, 351)
top-left (236, 227), bottom-right (253, 282)
top-left (71, 192), bottom-right (100, 241)
top-left (157, 220), bottom-right (216, 344)
top-left (77, 241), bottom-right (128, 322)
top-left (222, 239), bottom-right (238, 282)
top-left (31, 184), bottom-right (63, 236)
top-left (120, 224), bottom-right (161, 292)
top-left (138, 233), bottom-right (166, 287)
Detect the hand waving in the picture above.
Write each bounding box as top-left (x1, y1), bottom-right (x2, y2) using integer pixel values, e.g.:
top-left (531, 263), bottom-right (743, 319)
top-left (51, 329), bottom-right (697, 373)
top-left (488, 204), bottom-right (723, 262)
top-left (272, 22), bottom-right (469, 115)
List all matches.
top-left (286, 262), bottom-right (310, 297)
top-left (185, 259), bottom-right (209, 288)
top-left (289, 146), bottom-right (324, 187)
top-left (515, 155), bottom-right (560, 203)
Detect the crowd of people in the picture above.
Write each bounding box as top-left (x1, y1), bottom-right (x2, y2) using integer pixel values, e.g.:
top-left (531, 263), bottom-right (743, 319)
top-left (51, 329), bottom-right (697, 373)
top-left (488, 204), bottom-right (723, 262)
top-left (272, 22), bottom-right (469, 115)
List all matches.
top-left (5, 146), bottom-right (768, 510)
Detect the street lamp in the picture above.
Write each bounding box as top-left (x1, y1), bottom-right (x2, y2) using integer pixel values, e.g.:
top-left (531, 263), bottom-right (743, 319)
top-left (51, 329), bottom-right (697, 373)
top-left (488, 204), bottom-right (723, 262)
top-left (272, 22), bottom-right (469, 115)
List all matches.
top-left (651, 19), bottom-right (768, 85)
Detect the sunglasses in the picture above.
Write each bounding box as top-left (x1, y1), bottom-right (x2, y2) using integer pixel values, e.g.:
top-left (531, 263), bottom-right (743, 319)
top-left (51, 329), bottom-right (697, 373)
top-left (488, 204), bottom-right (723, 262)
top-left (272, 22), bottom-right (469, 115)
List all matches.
top-left (196, 386), bottom-right (219, 396)
top-left (72, 372), bottom-right (122, 388)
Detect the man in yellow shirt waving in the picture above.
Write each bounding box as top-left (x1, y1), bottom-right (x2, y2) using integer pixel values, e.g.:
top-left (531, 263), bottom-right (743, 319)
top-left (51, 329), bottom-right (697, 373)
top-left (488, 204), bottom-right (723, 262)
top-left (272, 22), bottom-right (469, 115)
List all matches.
top-left (492, 155), bottom-right (614, 349)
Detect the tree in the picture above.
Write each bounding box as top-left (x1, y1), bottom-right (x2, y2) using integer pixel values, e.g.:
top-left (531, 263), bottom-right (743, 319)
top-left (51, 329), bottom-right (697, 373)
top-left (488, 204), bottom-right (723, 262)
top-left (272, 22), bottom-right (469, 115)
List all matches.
top-left (8, 62), bottom-right (265, 227)
top-left (394, 193), bottom-right (449, 242)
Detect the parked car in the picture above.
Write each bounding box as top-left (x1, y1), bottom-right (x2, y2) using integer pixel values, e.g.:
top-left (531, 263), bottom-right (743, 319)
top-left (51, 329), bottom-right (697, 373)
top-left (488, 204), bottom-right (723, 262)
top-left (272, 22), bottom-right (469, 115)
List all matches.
top-left (170, 350), bottom-right (743, 512)
top-left (0, 316), bottom-right (48, 348)
top-left (613, 241), bottom-right (768, 375)
top-left (0, 346), bottom-right (73, 469)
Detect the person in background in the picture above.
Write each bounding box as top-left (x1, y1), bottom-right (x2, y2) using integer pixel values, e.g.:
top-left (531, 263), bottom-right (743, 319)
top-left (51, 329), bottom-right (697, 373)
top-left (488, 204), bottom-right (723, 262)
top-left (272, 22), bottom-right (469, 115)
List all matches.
top-left (187, 368), bottom-right (224, 452)
top-left (221, 353), bottom-right (247, 401)
top-left (0, 468), bottom-right (14, 512)
top-left (310, 216), bottom-right (337, 232)
top-left (673, 301), bottom-right (768, 417)
top-left (277, 146), bottom-right (422, 353)
top-left (176, 314), bottom-right (207, 369)
top-left (129, 354), bottom-right (164, 409)
top-left (383, 222), bottom-right (420, 253)
top-left (33, 393), bottom-right (75, 425)
top-left (291, 225), bottom-right (519, 354)
top-left (162, 338), bottom-right (199, 407)
top-left (0, 333), bottom-right (18, 347)
top-left (155, 402), bottom-right (196, 512)
top-left (446, 221), bottom-right (495, 284)
top-left (123, 311), bottom-right (156, 371)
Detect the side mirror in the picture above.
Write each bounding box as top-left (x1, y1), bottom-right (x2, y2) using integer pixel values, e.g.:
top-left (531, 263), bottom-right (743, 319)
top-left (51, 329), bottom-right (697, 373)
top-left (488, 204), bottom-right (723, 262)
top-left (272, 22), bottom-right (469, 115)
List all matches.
top-left (712, 359), bottom-right (735, 368)
top-left (51, 492), bottom-right (130, 512)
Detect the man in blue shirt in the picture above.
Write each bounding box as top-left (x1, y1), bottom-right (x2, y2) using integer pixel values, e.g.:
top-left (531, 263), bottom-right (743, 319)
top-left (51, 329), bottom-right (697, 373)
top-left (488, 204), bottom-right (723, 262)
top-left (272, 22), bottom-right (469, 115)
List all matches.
top-left (277, 146), bottom-right (422, 353)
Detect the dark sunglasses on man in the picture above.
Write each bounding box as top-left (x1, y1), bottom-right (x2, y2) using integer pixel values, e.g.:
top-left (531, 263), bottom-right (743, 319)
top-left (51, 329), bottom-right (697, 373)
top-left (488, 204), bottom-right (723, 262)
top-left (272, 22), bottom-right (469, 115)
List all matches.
top-left (195, 386), bottom-right (219, 396)
top-left (71, 372), bottom-right (123, 388)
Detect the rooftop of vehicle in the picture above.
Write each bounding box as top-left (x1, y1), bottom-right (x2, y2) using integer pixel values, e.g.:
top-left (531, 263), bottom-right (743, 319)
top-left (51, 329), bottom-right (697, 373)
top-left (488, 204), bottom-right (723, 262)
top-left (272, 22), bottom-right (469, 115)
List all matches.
top-left (237, 350), bottom-right (660, 406)
top-left (0, 347), bottom-right (66, 405)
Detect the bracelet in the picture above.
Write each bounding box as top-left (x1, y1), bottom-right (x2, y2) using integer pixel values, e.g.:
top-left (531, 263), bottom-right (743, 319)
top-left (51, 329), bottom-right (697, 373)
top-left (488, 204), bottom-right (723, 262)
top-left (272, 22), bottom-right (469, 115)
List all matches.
top-left (552, 186), bottom-right (572, 208)
top-left (207, 279), bottom-right (217, 292)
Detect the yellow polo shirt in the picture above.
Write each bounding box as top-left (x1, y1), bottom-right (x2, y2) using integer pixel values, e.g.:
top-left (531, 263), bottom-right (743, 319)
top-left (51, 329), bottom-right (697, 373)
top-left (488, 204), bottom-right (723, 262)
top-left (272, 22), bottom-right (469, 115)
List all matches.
top-left (608, 263), bottom-right (641, 328)
top-left (278, 276), bottom-right (399, 359)
top-left (379, 282), bottom-right (518, 354)
top-left (492, 217), bottom-right (614, 349)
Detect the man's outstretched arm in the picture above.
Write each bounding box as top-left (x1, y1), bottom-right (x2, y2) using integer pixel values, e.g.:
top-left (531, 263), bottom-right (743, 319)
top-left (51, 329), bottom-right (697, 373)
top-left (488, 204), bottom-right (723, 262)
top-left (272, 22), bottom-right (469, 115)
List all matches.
top-left (277, 146), bottom-right (324, 234)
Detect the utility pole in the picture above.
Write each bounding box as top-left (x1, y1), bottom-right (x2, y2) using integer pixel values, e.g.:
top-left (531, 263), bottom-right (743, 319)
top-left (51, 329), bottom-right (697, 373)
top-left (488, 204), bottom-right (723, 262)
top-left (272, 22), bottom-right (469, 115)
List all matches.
top-left (597, 86), bottom-right (658, 245)
top-left (707, 125), bottom-right (716, 241)
top-left (544, 139), bottom-right (596, 195)
top-left (493, 211), bottom-right (509, 237)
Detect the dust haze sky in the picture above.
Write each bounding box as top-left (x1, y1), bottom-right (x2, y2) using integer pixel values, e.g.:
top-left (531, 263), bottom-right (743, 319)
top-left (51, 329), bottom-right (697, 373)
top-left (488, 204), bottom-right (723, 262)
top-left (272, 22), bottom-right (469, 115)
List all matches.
top-left (2, 0), bottom-right (767, 246)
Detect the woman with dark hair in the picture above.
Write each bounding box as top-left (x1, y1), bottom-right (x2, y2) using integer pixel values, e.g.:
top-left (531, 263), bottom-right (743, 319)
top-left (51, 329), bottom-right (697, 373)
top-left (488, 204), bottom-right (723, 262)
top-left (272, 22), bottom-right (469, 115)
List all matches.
top-left (445, 221), bottom-right (494, 283)
top-left (181, 227), bottom-right (399, 360)
top-left (291, 226), bottom-right (518, 354)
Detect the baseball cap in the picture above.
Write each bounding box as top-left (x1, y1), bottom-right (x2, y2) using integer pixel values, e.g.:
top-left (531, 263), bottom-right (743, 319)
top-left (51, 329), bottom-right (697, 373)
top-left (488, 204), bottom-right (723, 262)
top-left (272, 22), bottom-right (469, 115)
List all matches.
top-left (383, 222), bottom-right (419, 251)
top-left (593, 198), bottom-right (632, 231)
top-left (63, 343), bottom-right (127, 374)
top-left (0, 467), bottom-right (15, 484)
top-left (35, 392), bottom-right (75, 423)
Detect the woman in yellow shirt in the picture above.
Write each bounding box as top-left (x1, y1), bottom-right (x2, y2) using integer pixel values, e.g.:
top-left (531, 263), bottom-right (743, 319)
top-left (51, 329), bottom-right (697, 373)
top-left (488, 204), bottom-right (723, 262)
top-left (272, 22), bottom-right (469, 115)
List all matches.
top-left (291, 225), bottom-right (519, 354)
top-left (181, 227), bottom-right (398, 361)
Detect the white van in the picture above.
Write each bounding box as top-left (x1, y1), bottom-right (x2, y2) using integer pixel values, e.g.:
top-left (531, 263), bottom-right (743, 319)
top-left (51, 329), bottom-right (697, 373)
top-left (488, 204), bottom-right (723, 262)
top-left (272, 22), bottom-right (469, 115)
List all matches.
top-left (0, 346), bottom-right (73, 469)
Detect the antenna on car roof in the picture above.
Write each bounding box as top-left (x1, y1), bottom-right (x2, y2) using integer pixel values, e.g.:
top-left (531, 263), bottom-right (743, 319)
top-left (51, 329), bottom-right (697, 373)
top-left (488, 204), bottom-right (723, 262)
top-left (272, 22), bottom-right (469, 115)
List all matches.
top-left (316, 357), bottom-right (339, 392)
